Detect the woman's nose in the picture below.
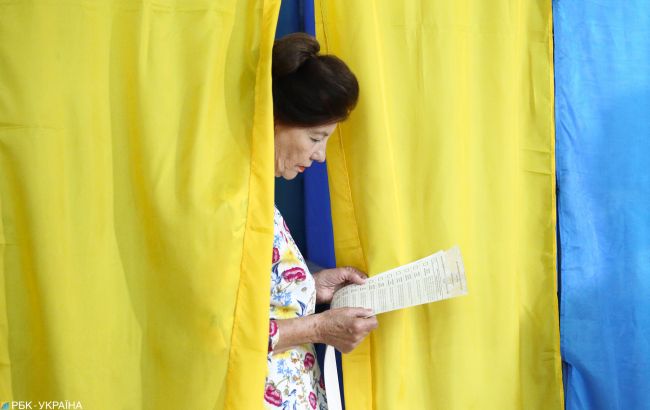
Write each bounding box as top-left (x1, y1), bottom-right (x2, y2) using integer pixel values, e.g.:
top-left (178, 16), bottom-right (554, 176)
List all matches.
top-left (311, 148), bottom-right (326, 163)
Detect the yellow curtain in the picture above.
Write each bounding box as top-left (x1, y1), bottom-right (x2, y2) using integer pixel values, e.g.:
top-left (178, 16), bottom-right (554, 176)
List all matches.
top-left (316, 1), bottom-right (563, 409)
top-left (0, 1), bottom-right (279, 408)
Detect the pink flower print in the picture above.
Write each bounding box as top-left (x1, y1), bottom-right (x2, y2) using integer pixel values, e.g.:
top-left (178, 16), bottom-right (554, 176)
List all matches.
top-left (272, 247), bottom-right (280, 264)
top-left (319, 374), bottom-right (325, 390)
top-left (282, 267), bottom-right (306, 282)
top-left (283, 218), bottom-right (290, 234)
top-left (264, 383), bottom-right (282, 407)
top-left (309, 391), bottom-right (317, 409)
top-left (303, 352), bottom-right (315, 370)
top-left (268, 320), bottom-right (278, 352)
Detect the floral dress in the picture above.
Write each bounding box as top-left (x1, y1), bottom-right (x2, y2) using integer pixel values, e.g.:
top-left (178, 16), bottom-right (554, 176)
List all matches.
top-left (263, 206), bottom-right (328, 410)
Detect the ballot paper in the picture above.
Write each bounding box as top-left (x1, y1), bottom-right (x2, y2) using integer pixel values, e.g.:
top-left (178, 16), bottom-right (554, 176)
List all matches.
top-left (330, 246), bottom-right (468, 315)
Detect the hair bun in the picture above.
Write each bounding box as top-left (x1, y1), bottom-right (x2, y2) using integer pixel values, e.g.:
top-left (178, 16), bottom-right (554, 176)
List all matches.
top-left (272, 33), bottom-right (321, 78)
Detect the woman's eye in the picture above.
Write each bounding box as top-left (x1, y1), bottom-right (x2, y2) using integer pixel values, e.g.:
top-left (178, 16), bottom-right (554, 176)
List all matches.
top-left (310, 138), bottom-right (321, 143)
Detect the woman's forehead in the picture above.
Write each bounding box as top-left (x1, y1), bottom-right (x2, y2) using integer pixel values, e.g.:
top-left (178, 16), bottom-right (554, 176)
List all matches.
top-left (308, 123), bottom-right (337, 135)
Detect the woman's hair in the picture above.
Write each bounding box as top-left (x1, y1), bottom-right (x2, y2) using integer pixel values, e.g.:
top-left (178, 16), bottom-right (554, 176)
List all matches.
top-left (272, 33), bottom-right (359, 127)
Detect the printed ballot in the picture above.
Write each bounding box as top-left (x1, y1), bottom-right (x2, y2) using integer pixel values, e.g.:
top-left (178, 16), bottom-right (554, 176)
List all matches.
top-left (331, 246), bottom-right (468, 315)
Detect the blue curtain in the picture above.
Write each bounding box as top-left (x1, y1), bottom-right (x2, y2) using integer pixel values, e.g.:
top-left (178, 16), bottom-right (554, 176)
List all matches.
top-left (554, 2), bottom-right (650, 409)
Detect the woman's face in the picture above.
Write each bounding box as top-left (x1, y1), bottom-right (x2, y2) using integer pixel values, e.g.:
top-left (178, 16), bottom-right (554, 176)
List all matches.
top-left (274, 122), bottom-right (337, 180)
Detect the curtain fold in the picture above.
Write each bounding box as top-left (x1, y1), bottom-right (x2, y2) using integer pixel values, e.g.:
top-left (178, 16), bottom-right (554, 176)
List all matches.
top-left (316, 1), bottom-right (563, 409)
top-left (553, 1), bottom-right (650, 409)
top-left (0, 1), bottom-right (279, 408)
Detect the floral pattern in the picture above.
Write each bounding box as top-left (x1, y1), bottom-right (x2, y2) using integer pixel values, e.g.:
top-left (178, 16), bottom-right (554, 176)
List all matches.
top-left (264, 207), bottom-right (328, 410)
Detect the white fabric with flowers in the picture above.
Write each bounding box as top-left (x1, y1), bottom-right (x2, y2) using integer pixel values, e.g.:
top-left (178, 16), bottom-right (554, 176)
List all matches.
top-left (263, 206), bottom-right (328, 410)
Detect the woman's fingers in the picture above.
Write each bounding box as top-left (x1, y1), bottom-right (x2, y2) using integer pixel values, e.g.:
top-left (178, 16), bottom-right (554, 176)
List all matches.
top-left (364, 315), bottom-right (378, 330)
top-left (342, 266), bottom-right (368, 285)
top-left (349, 307), bottom-right (373, 318)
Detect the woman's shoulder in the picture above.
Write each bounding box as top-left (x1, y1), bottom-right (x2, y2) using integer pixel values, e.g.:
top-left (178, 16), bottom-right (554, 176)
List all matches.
top-left (273, 205), bottom-right (287, 249)
top-left (273, 205), bottom-right (292, 236)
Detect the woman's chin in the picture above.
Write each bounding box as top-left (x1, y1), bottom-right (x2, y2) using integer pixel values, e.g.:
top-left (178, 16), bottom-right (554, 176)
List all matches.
top-left (279, 171), bottom-right (298, 181)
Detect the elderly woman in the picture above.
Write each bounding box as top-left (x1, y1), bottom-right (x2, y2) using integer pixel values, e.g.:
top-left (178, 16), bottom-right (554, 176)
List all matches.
top-left (264, 33), bottom-right (378, 410)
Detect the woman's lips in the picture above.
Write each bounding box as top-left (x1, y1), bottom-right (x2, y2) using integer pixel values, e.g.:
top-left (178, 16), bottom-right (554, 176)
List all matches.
top-left (297, 166), bottom-right (306, 172)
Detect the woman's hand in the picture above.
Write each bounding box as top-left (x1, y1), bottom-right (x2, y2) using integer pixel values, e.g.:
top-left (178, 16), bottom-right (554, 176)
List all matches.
top-left (314, 307), bottom-right (378, 353)
top-left (313, 266), bottom-right (368, 304)
top-left (272, 308), bottom-right (378, 354)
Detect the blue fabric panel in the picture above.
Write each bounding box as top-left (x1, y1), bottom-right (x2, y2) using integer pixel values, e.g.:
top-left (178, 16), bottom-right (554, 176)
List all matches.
top-left (304, 161), bottom-right (337, 268)
top-left (553, 2), bottom-right (650, 409)
top-left (302, 0), bottom-right (316, 42)
top-left (276, 0), bottom-right (304, 38)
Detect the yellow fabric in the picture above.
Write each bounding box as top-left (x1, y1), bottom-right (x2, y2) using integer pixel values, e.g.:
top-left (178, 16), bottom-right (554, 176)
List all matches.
top-left (316, 1), bottom-right (563, 409)
top-left (0, 1), bottom-right (279, 409)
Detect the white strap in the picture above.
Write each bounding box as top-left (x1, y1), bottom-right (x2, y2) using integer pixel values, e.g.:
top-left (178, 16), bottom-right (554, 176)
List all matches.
top-left (324, 345), bottom-right (343, 410)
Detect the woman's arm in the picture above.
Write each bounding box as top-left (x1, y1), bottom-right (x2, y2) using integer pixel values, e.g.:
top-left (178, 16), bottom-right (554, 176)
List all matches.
top-left (272, 307), bottom-right (377, 354)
